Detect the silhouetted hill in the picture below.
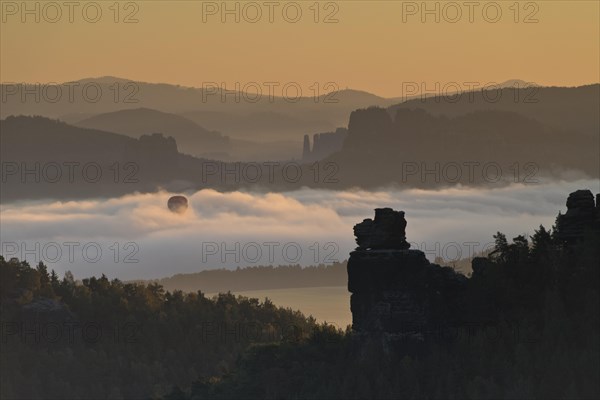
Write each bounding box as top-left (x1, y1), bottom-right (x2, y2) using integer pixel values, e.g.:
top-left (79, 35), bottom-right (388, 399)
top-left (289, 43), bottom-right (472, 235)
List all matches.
top-left (1, 78), bottom-right (410, 161)
top-left (5, 79), bottom-right (593, 165)
top-left (0, 77), bottom-right (402, 134)
top-left (2, 111), bottom-right (597, 202)
top-left (2, 115), bottom-right (136, 153)
top-left (152, 263), bottom-right (347, 293)
top-left (390, 84), bottom-right (599, 137)
top-left (496, 78), bottom-right (539, 87)
top-left (326, 106), bottom-right (598, 187)
top-left (0, 116), bottom-right (313, 202)
top-left (76, 109), bottom-right (304, 162)
top-left (75, 108), bottom-right (230, 157)
top-left (0, 116), bottom-right (191, 201)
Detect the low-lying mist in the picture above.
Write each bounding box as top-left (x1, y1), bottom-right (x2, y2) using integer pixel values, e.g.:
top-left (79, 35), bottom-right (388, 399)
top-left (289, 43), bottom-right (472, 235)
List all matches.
top-left (1, 179), bottom-right (597, 280)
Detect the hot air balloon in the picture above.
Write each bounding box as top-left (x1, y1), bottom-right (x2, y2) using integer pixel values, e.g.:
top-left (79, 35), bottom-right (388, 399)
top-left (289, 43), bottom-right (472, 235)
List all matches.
top-left (168, 195), bottom-right (188, 214)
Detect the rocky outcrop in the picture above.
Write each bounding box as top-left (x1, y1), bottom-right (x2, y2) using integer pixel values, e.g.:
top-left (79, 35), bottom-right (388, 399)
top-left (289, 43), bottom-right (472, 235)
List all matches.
top-left (353, 208), bottom-right (410, 250)
top-left (348, 209), bottom-right (466, 335)
top-left (302, 135), bottom-right (311, 160)
top-left (556, 189), bottom-right (600, 245)
top-left (302, 128), bottom-right (348, 162)
top-left (343, 107), bottom-right (393, 152)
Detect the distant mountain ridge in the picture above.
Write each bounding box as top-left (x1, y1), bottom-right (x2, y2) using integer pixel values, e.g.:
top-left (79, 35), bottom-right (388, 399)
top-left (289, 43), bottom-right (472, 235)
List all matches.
top-left (0, 77), bottom-right (402, 123)
top-left (2, 84), bottom-right (598, 201)
top-left (75, 108), bottom-right (230, 158)
top-left (325, 105), bottom-right (598, 187)
top-left (2, 78), bottom-right (594, 150)
top-left (389, 84), bottom-right (599, 137)
top-left (0, 77), bottom-right (407, 152)
top-left (76, 108), bottom-right (304, 161)
top-left (150, 263), bottom-right (348, 293)
top-left (3, 104), bottom-right (597, 203)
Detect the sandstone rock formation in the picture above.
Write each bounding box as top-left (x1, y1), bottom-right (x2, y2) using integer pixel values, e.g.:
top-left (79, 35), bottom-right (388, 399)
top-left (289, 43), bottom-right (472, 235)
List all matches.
top-left (168, 195), bottom-right (189, 214)
top-left (556, 189), bottom-right (600, 245)
top-left (353, 208), bottom-right (410, 250)
top-left (348, 209), bottom-right (466, 336)
top-left (302, 128), bottom-right (348, 162)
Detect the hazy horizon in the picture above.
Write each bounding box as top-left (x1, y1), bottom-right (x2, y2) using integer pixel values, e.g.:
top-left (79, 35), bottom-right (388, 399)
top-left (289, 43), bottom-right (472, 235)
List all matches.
top-left (2, 2), bottom-right (598, 97)
top-left (2, 179), bottom-right (597, 280)
top-left (2, 75), bottom-right (598, 100)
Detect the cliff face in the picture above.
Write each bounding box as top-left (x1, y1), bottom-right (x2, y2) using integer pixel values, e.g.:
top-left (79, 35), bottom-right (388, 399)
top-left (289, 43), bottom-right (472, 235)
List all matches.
top-left (302, 128), bottom-right (348, 162)
top-left (347, 208), bottom-right (466, 335)
top-left (348, 190), bottom-right (600, 336)
top-left (329, 107), bottom-right (599, 186)
top-left (556, 189), bottom-right (600, 245)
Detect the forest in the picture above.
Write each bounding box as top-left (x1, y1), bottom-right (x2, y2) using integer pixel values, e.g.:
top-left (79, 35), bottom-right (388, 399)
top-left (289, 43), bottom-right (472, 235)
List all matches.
top-left (154, 262), bottom-right (347, 293)
top-left (0, 258), bottom-right (318, 399)
top-left (1, 208), bottom-right (599, 399)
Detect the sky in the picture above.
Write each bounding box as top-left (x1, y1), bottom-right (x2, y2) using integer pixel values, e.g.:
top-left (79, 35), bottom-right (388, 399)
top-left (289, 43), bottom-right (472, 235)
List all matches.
top-left (1, 179), bottom-right (597, 280)
top-left (1, 0), bottom-right (599, 97)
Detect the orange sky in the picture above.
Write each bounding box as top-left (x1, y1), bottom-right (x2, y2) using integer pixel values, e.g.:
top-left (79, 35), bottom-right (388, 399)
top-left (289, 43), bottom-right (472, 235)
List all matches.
top-left (1, 0), bottom-right (598, 97)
